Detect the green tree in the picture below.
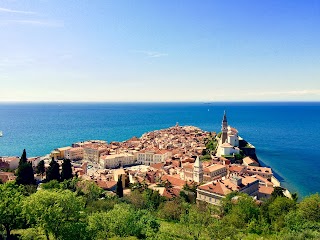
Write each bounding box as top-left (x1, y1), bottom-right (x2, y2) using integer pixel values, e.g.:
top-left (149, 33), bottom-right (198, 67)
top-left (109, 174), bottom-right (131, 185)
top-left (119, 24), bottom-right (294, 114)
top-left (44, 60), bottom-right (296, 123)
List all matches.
top-left (221, 191), bottom-right (240, 215)
top-left (76, 180), bottom-right (103, 207)
top-left (0, 182), bottom-right (25, 239)
top-left (268, 197), bottom-right (296, 222)
top-left (46, 158), bottom-right (60, 182)
top-left (125, 190), bottom-right (146, 209)
top-left (298, 193), bottom-right (320, 222)
top-left (16, 149), bottom-right (35, 185)
top-left (40, 178), bottom-right (80, 193)
top-left (271, 186), bottom-right (285, 199)
top-left (158, 198), bottom-right (184, 221)
top-left (61, 159), bottom-right (73, 181)
top-left (41, 179), bottom-right (61, 190)
top-left (284, 210), bottom-right (305, 232)
top-left (143, 188), bottom-right (162, 210)
top-left (23, 189), bottom-right (86, 240)
top-left (36, 160), bottom-right (45, 177)
top-left (221, 193), bottom-right (260, 229)
top-left (116, 178), bottom-right (123, 198)
top-left (19, 149), bottom-right (27, 165)
top-left (180, 204), bottom-right (213, 239)
top-left (291, 192), bottom-right (299, 202)
top-left (268, 196), bottom-right (296, 230)
top-left (87, 204), bottom-right (159, 239)
top-left (208, 220), bottom-right (239, 240)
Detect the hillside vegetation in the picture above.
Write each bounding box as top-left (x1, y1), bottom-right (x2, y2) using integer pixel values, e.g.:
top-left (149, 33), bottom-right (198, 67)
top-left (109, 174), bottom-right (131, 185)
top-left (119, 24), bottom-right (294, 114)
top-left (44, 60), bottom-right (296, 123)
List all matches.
top-left (1, 178), bottom-right (320, 239)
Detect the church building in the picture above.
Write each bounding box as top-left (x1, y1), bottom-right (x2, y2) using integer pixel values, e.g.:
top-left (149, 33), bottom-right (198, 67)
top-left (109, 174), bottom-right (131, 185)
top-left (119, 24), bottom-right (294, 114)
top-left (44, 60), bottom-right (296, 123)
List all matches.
top-left (218, 111), bottom-right (240, 157)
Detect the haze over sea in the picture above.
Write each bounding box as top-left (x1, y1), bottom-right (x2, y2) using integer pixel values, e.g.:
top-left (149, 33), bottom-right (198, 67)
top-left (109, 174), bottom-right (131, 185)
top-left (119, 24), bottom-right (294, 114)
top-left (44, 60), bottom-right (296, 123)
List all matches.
top-left (0, 102), bottom-right (319, 197)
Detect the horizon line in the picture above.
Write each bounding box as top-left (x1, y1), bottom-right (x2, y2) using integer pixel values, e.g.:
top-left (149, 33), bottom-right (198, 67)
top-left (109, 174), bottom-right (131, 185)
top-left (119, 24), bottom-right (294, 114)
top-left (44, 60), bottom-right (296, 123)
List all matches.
top-left (1, 100), bottom-right (320, 104)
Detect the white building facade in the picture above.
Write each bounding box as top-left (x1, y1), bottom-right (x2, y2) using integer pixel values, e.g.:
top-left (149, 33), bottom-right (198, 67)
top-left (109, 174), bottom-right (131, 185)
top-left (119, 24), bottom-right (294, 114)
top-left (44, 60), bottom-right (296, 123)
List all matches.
top-left (65, 147), bottom-right (84, 161)
top-left (137, 149), bottom-right (172, 165)
top-left (100, 153), bottom-right (135, 169)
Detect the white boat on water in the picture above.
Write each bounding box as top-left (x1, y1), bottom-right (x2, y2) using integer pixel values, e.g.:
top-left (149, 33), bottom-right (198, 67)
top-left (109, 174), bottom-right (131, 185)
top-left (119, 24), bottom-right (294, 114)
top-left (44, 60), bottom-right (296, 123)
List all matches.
top-left (0, 131), bottom-right (2, 137)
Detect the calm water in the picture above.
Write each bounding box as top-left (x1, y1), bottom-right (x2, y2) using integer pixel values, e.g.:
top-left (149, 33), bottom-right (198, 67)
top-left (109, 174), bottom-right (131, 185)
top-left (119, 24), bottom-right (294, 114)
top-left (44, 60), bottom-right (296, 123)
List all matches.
top-left (0, 102), bottom-right (319, 197)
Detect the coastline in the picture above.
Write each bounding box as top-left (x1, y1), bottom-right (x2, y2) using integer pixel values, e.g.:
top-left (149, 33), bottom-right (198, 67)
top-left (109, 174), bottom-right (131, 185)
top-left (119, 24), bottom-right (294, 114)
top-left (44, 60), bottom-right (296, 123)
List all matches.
top-left (1, 102), bottom-right (320, 197)
top-left (2, 118), bottom-right (288, 202)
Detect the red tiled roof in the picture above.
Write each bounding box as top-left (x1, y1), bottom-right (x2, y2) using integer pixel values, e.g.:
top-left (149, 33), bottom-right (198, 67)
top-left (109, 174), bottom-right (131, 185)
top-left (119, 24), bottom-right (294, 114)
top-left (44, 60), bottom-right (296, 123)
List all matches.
top-left (204, 164), bottom-right (226, 173)
top-left (128, 136), bottom-right (140, 142)
top-left (0, 172), bottom-right (16, 183)
top-left (246, 166), bottom-right (273, 174)
top-left (162, 187), bottom-right (181, 199)
top-left (96, 180), bottom-right (117, 190)
top-left (171, 160), bottom-right (180, 168)
top-left (198, 181), bottom-right (232, 196)
top-left (253, 175), bottom-right (273, 187)
top-left (161, 175), bottom-right (186, 187)
top-left (150, 163), bottom-right (165, 170)
top-left (243, 156), bottom-right (258, 165)
top-left (199, 176), bottom-right (259, 196)
top-left (221, 142), bottom-right (233, 148)
top-left (183, 163), bottom-right (193, 170)
top-left (259, 185), bottom-right (274, 195)
top-left (229, 165), bottom-right (245, 173)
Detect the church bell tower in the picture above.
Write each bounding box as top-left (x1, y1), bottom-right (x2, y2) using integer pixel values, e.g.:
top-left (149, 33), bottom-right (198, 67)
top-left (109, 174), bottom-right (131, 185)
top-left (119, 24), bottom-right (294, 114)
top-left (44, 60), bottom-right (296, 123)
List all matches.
top-left (193, 156), bottom-right (203, 183)
top-left (221, 111), bottom-right (228, 143)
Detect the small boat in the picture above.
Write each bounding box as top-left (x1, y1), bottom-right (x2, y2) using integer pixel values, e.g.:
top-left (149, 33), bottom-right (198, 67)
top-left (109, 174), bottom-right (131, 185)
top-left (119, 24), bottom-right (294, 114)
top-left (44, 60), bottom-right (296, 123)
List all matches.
top-left (0, 131), bottom-right (2, 137)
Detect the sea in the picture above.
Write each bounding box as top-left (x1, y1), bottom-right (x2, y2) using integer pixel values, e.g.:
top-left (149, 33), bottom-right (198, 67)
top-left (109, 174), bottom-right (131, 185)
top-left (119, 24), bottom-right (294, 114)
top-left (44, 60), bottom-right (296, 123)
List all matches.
top-left (0, 102), bottom-right (319, 198)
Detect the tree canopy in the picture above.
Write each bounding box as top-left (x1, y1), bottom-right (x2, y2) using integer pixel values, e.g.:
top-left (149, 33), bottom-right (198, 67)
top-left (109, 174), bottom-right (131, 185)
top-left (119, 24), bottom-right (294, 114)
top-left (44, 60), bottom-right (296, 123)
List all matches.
top-left (36, 160), bottom-right (45, 176)
top-left (116, 178), bottom-right (123, 198)
top-left (61, 159), bottom-right (73, 181)
top-left (46, 158), bottom-right (60, 182)
top-left (2, 176), bottom-right (320, 240)
top-left (0, 182), bottom-right (25, 239)
top-left (24, 189), bottom-right (86, 240)
top-left (16, 149), bottom-right (35, 185)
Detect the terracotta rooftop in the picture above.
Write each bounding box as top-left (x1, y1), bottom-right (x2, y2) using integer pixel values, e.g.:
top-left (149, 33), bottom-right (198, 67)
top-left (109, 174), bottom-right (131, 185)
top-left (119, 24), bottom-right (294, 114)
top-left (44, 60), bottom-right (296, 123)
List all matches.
top-left (204, 164), bottom-right (226, 173)
top-left (198, 181), bottom-right (232, 196)
top-left (259, 185), bottom-right (274, 195)
top-left (138, 148), bottom-right (169, 155)
top-left (221, 142), bottom-right (233, 148)
top-left (1, 157), bottom-right (19, 162)
top-left (198, 176), bottom-right (259, 196)
top-left (228, 126), bottom-right (238, 134)
top-left (161, 175), bottom-right (186, 187)
top-left (96, 180), bottom-right (117, 190)
top-left (246, 166), bottom-right (273, 174)
top-left (67, 147), bottom-right (83, 152)
top-left (253, 175), bottom-right (273, 187)
top-left (128, 136), bottom-right (140, 142)
top-left (150, 163), bottom-right (165, 170)
top-left (241, 176), bottom-right (259, 185)
top-left (229, 165), bottom-right (245, 173)
top-left (162, 187), bottom-right (181, 199)
top-left (0, 172), bottom-right (16, 183)
top-left (171, 160), bottom-right (181, 168)
top-left (56, 146), bottom-right (72, 151)
top-left (243, 156), bottom-right (258, 165)
top-left (182, 162), bottom-right (194, 170)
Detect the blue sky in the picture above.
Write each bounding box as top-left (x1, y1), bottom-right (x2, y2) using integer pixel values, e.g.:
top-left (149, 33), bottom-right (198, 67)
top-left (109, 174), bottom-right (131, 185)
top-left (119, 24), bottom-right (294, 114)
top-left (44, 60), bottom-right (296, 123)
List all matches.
top-left (0, 0), bottom-right (319, 102)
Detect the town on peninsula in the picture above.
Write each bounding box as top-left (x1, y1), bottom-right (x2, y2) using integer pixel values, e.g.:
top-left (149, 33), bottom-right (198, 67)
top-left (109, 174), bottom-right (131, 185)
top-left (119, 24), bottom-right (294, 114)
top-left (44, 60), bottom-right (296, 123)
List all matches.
top-left (0, 112), bottom-right (290, 204)
top-left (2, 111), bottom-right (320, 240)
